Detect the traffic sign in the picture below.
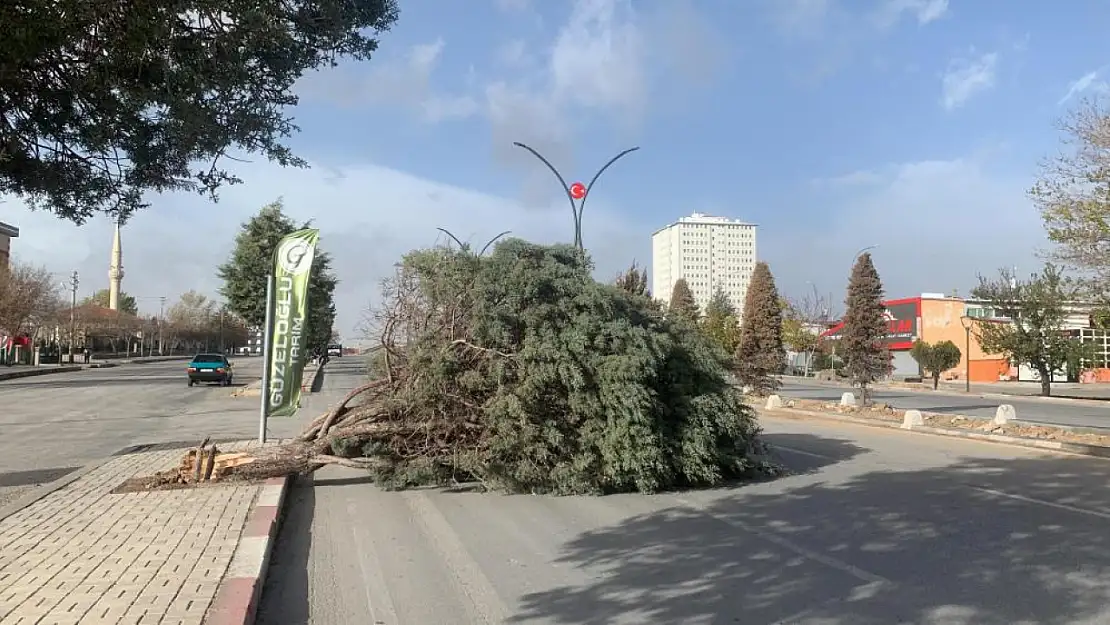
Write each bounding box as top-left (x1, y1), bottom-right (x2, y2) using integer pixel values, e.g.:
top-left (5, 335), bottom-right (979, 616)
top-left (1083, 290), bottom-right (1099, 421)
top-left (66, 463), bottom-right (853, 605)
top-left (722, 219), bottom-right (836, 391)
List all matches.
top-left (569, 182), bottom-right (586, 200)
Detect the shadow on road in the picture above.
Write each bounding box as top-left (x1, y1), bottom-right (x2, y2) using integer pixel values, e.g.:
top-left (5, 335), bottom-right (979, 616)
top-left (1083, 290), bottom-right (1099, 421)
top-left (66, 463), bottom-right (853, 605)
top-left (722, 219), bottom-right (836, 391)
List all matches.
top-left (511, 454), bottom-right (1110, 624)
top-left (0, 466), bottom-right (80, 488)
top-left (762, 432), bottom-right (867, 474)
top-left (256, 473), bottom-right (315, 625)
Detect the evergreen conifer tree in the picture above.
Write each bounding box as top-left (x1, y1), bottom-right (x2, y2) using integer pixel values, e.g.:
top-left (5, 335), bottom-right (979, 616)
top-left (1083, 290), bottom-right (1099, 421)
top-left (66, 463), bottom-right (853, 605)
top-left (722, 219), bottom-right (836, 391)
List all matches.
top-left (615, 262), bottom-right (650, 297)
top-left (841, 252), bottom-right (890, 403)
top-left (218, 200), bottom-right (339, 353)
top-left (668, 278), bottom-right (699, 322)
top-left (702, 286), bottom-right (742, 359)
top-left (734, 262), bottom-right (785, 394)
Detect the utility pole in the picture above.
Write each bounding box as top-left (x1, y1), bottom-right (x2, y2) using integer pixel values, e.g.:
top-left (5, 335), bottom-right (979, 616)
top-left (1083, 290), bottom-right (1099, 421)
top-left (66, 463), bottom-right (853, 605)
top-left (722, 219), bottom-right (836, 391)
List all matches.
top-left (68, 271), bottom-right (79, 364)
top-left (158, 296), bottom-right (166, 355)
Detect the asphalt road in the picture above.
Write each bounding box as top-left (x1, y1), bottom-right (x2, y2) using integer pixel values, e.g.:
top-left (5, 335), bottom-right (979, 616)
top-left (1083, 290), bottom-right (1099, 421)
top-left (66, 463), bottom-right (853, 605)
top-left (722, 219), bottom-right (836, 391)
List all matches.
top-left (0, 356), bottom-right (313, 506)
top-left (259, 365), bottom-right (1110, 624)
top-left (779, 379), bottom-right (1110, 431)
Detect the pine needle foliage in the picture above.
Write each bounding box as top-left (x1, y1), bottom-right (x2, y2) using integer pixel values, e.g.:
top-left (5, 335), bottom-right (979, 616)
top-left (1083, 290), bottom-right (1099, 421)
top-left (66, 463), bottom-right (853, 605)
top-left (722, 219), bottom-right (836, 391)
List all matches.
top-left (734, 262), bottom-right (785, 394)
top-left (702, 286), bottom-right (742, 362)
top-left (668, 278), bottom-right (700, 323)
top-left (841, 252), bottom-right (890, 403)
top-left (354, 238), bottom-right (773, 494)
top-left (615, 261), bottom-right (650, 297)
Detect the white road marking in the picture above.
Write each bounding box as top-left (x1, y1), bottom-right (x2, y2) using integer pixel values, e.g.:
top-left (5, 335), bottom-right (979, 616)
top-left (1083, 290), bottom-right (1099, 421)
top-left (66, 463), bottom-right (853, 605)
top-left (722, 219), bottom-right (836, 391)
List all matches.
top-left (404, 492), bottom-right (511, 624)
top-left (967, 485), bottom-right (1110, 520)
top-left (773, 444), bottom-right (839, 460)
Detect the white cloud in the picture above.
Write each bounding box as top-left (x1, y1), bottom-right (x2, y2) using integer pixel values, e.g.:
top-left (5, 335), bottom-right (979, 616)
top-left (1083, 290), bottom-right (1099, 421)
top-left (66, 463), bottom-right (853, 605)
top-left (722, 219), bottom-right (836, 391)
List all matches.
top-left (765, 0), bottom-right (947, 83)
top-left (871, 0), bottom-right (949, 30)
top-left (3, 160), bottom-right (649, 342)
top-left (486, 0), bottom-right (726, 204)
top-left (296, 39), bottom-right (479, 124)
top-left (1058, 69), bottom-right (1110, 106)
top-left (940, 50), bottom-right (998, 111)
top-left (769, 154), bottom-right (1047, 306)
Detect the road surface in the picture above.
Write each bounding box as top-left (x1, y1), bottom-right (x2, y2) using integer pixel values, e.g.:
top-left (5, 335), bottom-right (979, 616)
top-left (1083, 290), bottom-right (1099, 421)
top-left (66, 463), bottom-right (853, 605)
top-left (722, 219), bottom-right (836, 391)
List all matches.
top-left (0, 356), bottom-right (312, 507)
top-left (779, 379), bottom-right (1110, 431)
top-left (259, 364), bottom-right (1110, 624)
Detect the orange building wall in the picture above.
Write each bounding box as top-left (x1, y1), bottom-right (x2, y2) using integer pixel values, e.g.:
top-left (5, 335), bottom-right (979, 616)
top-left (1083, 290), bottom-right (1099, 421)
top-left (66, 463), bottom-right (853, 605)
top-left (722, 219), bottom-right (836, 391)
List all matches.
top-left (918, 298), bottom-right (1009, 382)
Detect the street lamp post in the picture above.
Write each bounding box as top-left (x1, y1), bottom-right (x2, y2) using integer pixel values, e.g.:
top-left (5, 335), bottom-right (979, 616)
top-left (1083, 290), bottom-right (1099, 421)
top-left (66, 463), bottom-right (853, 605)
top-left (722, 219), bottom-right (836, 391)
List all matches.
top-left (852, 244), bottom-right (880, 265)
top-left (511, 142), bottom-right (640, 252)
top-left (960, 315), bottom-right (972, 392)
top-left (68, 271), bottom-right (78, 365)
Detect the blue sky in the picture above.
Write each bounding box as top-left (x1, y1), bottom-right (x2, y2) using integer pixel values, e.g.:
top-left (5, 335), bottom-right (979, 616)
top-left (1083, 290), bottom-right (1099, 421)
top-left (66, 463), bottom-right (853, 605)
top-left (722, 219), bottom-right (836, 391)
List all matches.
top-left (7, 0), bottom-right (1110, 340)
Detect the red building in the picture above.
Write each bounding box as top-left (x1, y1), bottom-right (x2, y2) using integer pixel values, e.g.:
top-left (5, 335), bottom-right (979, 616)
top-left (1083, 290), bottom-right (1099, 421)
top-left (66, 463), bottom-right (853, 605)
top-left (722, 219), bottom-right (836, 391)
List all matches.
top-left (820, 297), bottom-right (923, 377)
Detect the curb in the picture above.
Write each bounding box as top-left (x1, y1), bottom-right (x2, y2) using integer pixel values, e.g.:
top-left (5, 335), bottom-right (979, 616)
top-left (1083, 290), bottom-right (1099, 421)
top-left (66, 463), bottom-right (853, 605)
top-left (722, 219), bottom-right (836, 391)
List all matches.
top-left (763, 407), bottom-right (1110, 460)
top-left (305, 362), bottom-right (325, 394)
top-left (0, 365), bottom-right (82, 382)
top-left (780, 376), bottom-right (1110, 408)
top-left (206, 475), bottom-right (292, 625)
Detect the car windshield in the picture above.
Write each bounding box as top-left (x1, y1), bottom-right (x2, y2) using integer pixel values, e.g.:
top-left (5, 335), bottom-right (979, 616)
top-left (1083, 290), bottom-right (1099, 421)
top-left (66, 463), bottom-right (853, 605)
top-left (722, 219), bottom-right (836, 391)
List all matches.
top-left (192, 354), bottom-right (225, 364)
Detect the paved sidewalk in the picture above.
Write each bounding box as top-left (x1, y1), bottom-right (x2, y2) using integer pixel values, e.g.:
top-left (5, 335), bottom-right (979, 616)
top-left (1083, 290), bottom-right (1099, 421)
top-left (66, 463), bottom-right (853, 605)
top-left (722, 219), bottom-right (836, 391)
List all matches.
top-left (0, 441), bottom-right (274, 625)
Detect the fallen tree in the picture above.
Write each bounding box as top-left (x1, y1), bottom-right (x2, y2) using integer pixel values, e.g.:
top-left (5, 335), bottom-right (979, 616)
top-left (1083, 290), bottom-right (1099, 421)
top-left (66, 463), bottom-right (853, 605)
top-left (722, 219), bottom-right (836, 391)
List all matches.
top-left (157, 237), bottom-right (775, 494)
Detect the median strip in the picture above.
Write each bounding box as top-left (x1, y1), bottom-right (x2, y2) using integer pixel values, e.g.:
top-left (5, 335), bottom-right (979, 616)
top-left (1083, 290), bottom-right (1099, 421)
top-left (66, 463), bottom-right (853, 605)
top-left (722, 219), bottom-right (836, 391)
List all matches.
top-left (756, 394), bottom-right (1110, 460)
top-left (0, 366), bottom-right (82, 382)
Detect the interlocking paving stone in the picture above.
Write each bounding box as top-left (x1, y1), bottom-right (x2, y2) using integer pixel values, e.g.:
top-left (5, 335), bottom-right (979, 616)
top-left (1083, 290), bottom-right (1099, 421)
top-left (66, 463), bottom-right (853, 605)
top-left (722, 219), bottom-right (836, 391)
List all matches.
top-left (0, 441), bottom-right (275, 624)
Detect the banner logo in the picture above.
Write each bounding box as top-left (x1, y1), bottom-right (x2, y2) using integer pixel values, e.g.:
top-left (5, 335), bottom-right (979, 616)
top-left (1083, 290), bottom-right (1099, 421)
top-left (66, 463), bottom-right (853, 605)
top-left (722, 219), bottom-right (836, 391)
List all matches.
top-left (277, 238), bottom-right (313, 275)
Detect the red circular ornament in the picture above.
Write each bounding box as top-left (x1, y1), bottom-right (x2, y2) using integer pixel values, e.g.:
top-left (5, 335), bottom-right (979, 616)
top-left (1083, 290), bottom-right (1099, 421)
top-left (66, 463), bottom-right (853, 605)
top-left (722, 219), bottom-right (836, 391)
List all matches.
top-left (569, 182), bottom-right (586, 200)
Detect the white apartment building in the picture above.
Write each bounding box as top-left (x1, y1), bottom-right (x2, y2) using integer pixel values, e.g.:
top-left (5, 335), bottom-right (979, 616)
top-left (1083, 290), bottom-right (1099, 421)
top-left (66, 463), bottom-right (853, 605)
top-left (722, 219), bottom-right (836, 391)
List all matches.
top-left (651, 212), bottom-right (758, 316)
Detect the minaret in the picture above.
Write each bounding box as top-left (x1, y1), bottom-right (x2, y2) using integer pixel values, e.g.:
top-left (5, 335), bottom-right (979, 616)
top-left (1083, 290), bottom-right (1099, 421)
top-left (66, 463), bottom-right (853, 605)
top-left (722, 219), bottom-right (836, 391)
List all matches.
top-left (108, 220), bottom-right (124, 311)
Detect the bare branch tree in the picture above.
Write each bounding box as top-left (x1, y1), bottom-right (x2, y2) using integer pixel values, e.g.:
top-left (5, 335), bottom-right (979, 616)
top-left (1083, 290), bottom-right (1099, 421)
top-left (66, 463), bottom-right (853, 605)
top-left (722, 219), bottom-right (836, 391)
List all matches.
top-left (0, 260), bottom-right (62, 339)
top-left (782, 289), bottom-right (832, 377)
top-left (1031, 98), bottom-right (1110, 300)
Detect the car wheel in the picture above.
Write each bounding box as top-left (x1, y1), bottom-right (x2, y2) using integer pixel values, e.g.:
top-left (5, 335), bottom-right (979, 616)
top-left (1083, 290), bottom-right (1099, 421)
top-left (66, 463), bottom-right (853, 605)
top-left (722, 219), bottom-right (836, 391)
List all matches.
top-left (187, 380), bottom-right (194, 387)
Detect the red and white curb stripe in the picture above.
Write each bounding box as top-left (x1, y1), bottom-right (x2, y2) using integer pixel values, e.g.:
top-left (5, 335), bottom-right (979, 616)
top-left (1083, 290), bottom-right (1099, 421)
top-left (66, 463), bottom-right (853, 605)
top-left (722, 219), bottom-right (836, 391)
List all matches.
top-left (205, 476), bottom-right (290, 625)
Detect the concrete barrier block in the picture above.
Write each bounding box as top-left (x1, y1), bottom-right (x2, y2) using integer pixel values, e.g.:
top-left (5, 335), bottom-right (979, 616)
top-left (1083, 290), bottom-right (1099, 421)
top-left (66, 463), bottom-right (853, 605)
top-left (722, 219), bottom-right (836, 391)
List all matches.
top-left (901, 409), bottom-right (924, 429)
top-left (993, 404), bottom-right (1016, 426)
top-left (840, 392), bottom-right (856, 407)
top-left (765, 395), bottom-right (783, 410)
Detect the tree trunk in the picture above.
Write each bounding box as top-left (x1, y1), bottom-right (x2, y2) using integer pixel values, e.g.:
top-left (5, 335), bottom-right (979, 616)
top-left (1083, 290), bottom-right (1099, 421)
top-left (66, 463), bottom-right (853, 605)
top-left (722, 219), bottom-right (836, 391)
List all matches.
top-left (932, 374), bottom-right (939, 390)
top-left (1037, 367), bottom-right (1052, 396)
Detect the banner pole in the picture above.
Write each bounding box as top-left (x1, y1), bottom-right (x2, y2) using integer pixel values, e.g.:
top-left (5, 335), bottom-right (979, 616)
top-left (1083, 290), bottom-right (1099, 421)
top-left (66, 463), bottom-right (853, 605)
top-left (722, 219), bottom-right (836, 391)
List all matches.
top-left (258, 273), bottom-right (275, 444)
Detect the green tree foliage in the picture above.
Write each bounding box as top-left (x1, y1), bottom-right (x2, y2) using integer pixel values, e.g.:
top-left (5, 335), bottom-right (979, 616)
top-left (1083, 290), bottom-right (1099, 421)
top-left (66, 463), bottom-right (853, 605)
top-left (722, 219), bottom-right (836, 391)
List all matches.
top-left (218, 200), bottom-right (338, 352)
top-left (1030, 100), bottom-right (1110, 299)
top-left (82, 289), bottom-right (138, 315)
top-left (0, 0), bottom-right (399, 223)
top-left (701, 286), bottom-right (741, 361)
top-left (841, 253), bottom-right (890, 403)
top-left (734, 262), bottom-right (785, 394)
top-left (972, 264), bottom-right (1093, 396)
top-left (344, 239), bottom-right (773, 494)
top-left (668, 278), bottom-right (699, 323)
top-left (614, 261), bottom-right (650, 297)
top-left (909, 340), bottom-right (962, 390)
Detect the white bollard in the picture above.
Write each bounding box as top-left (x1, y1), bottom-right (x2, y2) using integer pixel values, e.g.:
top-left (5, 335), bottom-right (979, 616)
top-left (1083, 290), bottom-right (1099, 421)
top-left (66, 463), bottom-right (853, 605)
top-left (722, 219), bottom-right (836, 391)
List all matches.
top-left (765, 395), bottom-right (783, 410)
top-left (840, 392), bottom-right (857, 407)
top-left (901, 409), bottom-right (924, 429)
top-left (993, 404), bottom-right (1016, 426)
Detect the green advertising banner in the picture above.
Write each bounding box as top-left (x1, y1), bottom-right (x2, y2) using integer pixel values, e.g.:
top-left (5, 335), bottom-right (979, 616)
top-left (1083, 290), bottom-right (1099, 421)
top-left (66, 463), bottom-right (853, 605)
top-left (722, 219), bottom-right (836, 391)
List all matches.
top-left (266, 228), bottom-right (319, 417)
